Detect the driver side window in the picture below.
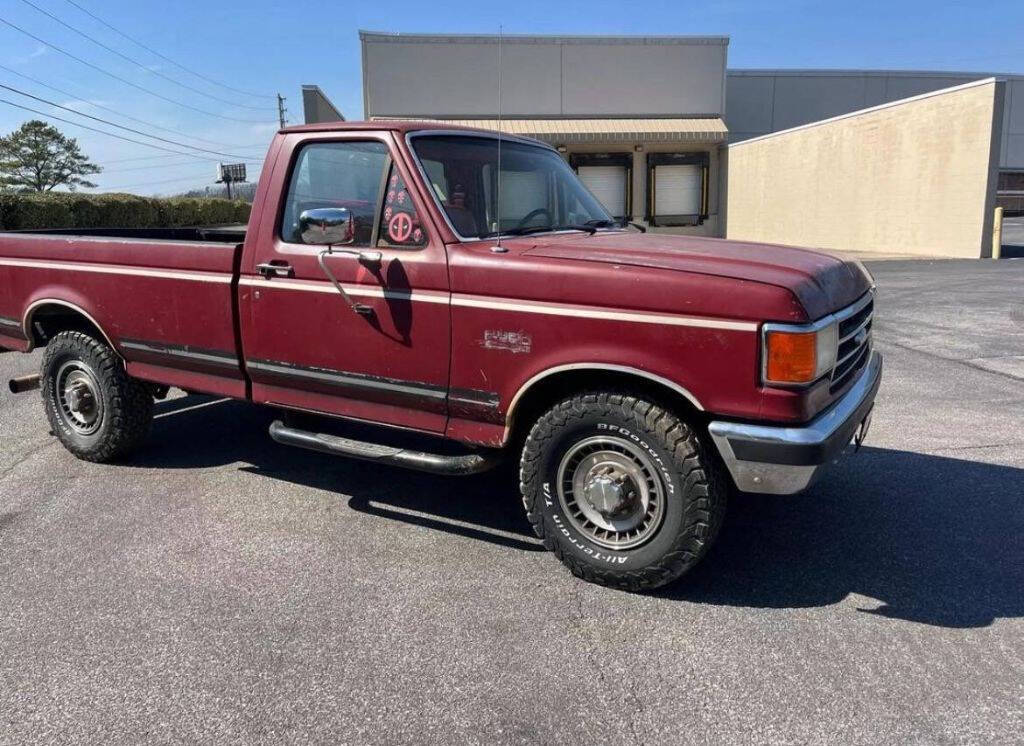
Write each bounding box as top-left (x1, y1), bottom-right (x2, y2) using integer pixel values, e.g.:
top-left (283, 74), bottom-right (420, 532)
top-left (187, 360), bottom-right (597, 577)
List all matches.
top-left (280, 140), bottom-right (389, 246)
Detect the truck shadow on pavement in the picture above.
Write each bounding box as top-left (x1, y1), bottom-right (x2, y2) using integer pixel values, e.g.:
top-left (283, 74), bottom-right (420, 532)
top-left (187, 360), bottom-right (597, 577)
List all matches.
top-left (140, 396), bottom-right (1023, 629)
top-left (661, 447), bottom-right (1024, 628)
top-left (145, 396), bottom-right (542, 552)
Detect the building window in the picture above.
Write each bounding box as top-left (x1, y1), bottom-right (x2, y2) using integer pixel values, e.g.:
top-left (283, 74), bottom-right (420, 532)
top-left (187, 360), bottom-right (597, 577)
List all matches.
top-left (570, 153), bottom-right (632, 220)
top-left (646, 153), bottom-right (709, 227)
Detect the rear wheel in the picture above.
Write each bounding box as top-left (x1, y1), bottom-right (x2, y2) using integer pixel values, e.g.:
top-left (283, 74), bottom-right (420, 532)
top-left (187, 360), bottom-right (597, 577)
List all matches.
top-left (41, 330), bottom-right (153, 462)
top-left (520, 392), bottom-right (726, 591)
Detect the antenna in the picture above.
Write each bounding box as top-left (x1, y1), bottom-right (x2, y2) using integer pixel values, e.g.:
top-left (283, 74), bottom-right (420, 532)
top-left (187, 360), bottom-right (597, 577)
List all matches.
top-left (495, 25), bottom-right (503, 248)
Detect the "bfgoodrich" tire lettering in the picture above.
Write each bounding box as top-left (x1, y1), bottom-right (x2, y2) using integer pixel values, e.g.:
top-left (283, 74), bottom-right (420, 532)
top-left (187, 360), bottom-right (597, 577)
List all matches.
top-left (596, 423), bottom-right (675, 494)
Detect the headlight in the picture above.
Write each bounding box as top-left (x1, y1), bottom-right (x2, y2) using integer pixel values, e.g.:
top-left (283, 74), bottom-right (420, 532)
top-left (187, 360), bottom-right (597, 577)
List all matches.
top-left (762, 322), bottom-right (838, 386)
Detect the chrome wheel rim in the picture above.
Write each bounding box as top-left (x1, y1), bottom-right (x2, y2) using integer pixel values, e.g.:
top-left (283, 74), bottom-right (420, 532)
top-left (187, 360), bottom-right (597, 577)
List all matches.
top-left (556, 435), bottom-right (666, 550)
top-left (55, 361), bottom-right (103, 436)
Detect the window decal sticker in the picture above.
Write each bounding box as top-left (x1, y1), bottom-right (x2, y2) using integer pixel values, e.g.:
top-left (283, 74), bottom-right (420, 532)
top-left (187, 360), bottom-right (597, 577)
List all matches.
top-left (388, 212), bottom-right (414, 243)
top-left (378, 167), bottom-right (427, 248)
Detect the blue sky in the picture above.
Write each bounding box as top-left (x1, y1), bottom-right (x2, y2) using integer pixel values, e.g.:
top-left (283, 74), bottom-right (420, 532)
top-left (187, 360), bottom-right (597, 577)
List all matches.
top-left (1, 0), bottom-right (1021, 195)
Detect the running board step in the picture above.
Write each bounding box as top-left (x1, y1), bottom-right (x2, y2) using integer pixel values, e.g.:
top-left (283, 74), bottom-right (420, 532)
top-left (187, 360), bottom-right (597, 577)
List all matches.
top-left (268, 420), bottom-right (502, 476)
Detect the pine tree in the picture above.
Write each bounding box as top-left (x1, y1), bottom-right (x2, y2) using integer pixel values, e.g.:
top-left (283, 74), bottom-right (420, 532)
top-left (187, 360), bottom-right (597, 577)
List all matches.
top-left (0, 120), bottom-right (101, 192)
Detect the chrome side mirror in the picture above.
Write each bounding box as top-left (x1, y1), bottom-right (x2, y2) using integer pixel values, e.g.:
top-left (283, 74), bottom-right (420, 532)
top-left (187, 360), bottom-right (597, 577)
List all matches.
top-left (299, 207), bottom-right (354, 246)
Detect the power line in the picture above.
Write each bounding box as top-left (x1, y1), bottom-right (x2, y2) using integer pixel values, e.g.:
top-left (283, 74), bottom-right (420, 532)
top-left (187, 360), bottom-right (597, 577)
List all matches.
top-left (104, 159), bottom-right (207, 174)
top-left (102, 174), bottom-right (223, 191)
top-left (100, 168), bottom-right (263, 193)
top-left (103, 159), bottom-right (262, 174)
top-left (0, 95), bottom-right (262, 159)
top-left (17, 0), bottom-right (269, 111)
top-left (62, 0), bottom-right (273, 100)
top-left (0, 16), bottom-right (271, 123)
top-left (98, 144), bottom-right (268, 163)
top-left (0, 82), bottom-right (255, 159)
top-left (0, 62), bottom-right (249, 149)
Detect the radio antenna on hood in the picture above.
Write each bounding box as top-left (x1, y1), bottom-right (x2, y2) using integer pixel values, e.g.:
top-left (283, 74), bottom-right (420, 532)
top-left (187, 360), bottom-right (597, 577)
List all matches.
top-left (495, 25), bottom-right (504, 250)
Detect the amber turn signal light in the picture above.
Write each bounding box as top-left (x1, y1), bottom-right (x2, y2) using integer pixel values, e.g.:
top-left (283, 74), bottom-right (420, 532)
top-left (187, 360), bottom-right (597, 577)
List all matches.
top-left (762, 323), bottom-right (839, 386)
top-left (764, 330), bottom-right (818, 384)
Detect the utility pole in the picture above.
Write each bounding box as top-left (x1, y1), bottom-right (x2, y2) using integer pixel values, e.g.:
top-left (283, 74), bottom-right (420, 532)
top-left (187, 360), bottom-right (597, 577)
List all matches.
top-left (277, 93), bottom-right (287, 129)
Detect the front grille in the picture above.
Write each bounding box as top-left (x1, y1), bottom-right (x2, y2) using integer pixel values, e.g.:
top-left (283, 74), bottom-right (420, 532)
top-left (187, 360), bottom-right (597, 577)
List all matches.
top-left (830, 295), bottom-right (873, 393)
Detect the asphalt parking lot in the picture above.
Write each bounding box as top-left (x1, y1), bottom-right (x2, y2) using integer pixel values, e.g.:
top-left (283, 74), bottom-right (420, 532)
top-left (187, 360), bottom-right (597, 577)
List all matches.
top-left (1, 259), bottom-right (1022, 744)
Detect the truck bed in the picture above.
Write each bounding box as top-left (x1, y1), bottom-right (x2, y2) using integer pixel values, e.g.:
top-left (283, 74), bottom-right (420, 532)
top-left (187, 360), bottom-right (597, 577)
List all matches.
top-left (10, 225), bottom-right (247, 243)
top-left (0, 229), bottom-right (248, 399)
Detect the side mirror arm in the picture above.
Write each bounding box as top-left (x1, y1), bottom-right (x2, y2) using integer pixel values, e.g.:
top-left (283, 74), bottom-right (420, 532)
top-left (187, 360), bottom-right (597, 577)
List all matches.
top-left (317, 247), bottom-right (383, 317)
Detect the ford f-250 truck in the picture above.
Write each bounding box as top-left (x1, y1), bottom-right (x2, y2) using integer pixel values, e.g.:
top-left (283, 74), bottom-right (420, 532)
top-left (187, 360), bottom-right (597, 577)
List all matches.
top-left (0, 122), bottom-right (881, 590)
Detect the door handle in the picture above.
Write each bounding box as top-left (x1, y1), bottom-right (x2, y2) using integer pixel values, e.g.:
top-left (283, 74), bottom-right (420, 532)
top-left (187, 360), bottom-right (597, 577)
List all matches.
top-left (256, 262), bottom-right (293, 278)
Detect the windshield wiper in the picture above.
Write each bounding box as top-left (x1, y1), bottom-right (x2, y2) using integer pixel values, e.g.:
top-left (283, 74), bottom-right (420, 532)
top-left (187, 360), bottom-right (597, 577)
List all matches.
top-left (585, 218), bottom-right (647, 233)
top-left (479, 224), bottom-right (597, 238)
top-left (515, 224), bottom-right (598, 236)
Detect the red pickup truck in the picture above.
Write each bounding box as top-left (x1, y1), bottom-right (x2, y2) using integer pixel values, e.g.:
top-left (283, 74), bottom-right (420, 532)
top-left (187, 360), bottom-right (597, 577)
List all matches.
top-left (0, 121), bottom-right (880, 590)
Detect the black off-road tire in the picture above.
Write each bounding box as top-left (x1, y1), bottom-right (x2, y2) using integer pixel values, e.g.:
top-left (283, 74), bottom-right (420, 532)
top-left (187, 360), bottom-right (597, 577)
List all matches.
top-left (520, 392), bottom-right (727, 591)
top-left (41, 330), bottom-right (153, 463)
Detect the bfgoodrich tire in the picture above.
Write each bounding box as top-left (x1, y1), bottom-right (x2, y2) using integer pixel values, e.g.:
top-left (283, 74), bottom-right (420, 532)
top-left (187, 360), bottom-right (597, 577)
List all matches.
top-left (520, 392), bottom-right (726, 591)
top-left (41, 330), bottom-right (153, 463)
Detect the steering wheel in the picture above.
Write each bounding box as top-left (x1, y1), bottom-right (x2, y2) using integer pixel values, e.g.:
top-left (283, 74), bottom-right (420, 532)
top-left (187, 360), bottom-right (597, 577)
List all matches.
top-left (514, 207), bottom-right (552, 230)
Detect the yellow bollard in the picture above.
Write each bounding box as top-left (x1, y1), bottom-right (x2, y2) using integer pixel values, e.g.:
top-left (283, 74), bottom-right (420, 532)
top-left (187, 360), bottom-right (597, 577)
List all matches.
top-left (992, 206), bottom-right (1003, 260)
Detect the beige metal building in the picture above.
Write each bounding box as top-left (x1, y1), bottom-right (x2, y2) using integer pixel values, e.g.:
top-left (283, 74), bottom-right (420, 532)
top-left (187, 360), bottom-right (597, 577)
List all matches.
top-left (359, 31), bottom-right (731, 236)
top-left (727, 69), bottom-right (1024, 212)
top-left (303, 32), bottom-right (1018, 257)
top-left (727, 69), bottom-right (1023, 164)
top-left (724, 78), bottom-right (1005, 258)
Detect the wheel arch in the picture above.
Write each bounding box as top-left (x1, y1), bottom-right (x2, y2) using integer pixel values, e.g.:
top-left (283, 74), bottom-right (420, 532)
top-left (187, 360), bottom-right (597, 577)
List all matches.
top-left (23, 299), bottom-right (120, 356)
top-left (504, 364), bottom-right (705, 447)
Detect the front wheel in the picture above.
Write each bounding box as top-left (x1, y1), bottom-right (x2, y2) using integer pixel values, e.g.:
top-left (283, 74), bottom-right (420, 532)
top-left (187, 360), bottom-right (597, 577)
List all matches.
top-left (520, 392), bottom-right (726, 591)
top-left (41, 330), bottom-right (154, 463)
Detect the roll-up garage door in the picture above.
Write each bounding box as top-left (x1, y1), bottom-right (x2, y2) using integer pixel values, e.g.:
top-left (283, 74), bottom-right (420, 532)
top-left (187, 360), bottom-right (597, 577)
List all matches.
top-left (654, 164), bottom-right (701, 216)
top-left (500, 169), bottom-right (549, 223)
top-left (578, 165), bottom-right (628, 218)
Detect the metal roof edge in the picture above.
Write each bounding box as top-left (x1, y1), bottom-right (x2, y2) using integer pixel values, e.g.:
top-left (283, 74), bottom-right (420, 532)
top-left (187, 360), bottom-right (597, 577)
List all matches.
top-left (371, 113), bottom-right (723, 121)
top-left (358, 30), bottom-right (729, 45)
top-left (379, 117), bottom-right (729, 141)
top-left (727, 77), bottom-right (1000, 149)
top-left (727, 68), bottom-right (1023, 80)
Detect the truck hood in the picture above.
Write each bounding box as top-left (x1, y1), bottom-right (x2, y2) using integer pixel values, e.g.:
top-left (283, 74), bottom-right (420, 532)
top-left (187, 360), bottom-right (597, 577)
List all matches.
top-left (522, 232), bottom-right (873, 320)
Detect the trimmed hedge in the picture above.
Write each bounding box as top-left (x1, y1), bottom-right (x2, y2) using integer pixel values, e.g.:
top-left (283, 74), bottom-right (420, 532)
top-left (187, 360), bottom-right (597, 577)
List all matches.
top-left (0, 192), bottom-right (251, 231)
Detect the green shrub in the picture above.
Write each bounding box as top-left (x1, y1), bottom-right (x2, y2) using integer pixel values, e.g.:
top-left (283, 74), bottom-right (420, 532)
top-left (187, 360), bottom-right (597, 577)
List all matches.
top-left (0, 192), bottom-right (250, 230)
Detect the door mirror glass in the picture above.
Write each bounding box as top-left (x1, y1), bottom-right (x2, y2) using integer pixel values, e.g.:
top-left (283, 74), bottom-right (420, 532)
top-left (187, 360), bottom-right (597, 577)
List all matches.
top-left (298, 207), bottom-right (354, 246)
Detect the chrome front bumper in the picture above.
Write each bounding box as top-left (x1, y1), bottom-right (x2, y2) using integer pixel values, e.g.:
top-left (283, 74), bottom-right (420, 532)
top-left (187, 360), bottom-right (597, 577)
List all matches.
top-left (708, 351), bottom-right (883, 495)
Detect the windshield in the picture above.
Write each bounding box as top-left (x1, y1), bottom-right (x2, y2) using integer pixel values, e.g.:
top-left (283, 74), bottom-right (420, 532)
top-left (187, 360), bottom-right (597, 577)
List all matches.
top-left (410, 134), bottom-right (613, 239)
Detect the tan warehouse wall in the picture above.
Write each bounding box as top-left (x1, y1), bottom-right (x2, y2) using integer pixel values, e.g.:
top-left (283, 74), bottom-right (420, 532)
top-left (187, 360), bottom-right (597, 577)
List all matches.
top-left (724, 78), bottom-right (1005, 258)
